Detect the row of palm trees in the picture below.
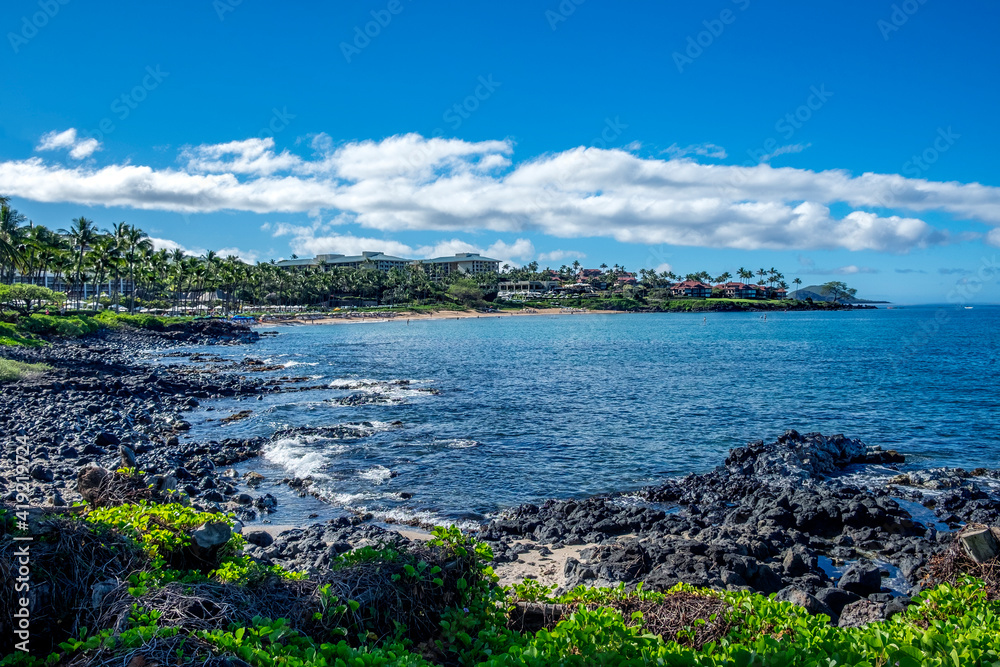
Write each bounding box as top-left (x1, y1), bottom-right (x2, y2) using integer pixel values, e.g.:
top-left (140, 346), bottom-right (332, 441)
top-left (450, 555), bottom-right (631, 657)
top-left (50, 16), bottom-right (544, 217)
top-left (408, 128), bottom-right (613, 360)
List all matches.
top-left (504, 258), bottom-right (800, 295)
top-left (0, 202), bottom-right (493, 312)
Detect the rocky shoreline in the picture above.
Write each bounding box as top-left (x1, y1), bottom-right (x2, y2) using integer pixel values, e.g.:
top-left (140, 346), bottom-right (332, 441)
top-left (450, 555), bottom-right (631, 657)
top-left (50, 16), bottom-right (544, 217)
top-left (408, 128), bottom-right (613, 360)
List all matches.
top-left (3, 324), bottom-right (998, 629)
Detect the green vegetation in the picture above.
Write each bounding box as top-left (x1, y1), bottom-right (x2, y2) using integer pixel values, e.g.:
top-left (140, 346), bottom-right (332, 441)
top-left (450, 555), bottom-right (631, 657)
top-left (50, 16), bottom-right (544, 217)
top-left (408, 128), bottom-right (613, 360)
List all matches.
top-left (6, 495), bottom-right (1000, 666)
top-left (0, 322), bottom-right (44, 347)
top-left (822, 280), bottom-right (860, 304)
top-left (17, 313), bottom-right (101, 337)
top-left (0, 311), bottom-right (193, 347)
top-left (0, 284), bottom-right (65, 315)
top-left (0, 357), bottom-right (50, 381)
top-left (446, 279), bottom-right (487, 307)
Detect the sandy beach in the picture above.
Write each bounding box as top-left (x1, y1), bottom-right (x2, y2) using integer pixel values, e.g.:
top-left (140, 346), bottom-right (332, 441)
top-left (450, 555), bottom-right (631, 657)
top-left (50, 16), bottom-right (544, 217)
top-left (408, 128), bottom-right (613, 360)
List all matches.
top-left (261, 307), bottom-right (628, 327)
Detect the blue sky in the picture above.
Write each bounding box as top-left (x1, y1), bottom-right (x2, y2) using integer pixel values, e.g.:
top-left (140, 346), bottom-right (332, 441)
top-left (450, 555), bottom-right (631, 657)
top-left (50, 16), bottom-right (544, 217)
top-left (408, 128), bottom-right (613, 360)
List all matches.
top-left (1, 0), bottom-right (999, 303)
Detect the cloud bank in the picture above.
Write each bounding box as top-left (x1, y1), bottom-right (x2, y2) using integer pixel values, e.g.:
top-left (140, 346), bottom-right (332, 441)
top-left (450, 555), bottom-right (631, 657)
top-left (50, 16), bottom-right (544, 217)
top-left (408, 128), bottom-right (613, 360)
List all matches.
top-left (4, 131), bottom-right (1000, 254)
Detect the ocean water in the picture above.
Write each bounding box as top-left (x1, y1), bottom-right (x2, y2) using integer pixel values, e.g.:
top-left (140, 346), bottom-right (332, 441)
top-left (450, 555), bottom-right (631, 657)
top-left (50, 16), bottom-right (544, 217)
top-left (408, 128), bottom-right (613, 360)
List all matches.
top-left (162, 306), bottom-right (1000, 526)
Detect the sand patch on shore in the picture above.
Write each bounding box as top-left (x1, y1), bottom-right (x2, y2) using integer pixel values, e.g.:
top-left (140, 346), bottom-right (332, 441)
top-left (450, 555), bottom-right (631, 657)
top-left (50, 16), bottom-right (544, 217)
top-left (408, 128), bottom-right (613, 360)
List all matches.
top-left (493, 540), bottom-right (588, 589)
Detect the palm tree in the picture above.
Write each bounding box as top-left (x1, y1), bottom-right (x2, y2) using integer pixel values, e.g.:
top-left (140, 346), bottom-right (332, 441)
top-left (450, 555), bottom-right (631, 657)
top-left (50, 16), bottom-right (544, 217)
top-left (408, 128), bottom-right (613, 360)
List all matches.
top-left (737, 267), bottom-right (752, 285)
top-left (60, 216), bottom-right (100, 301)
top-left (0, 203), bottom-right (27, 282)
top-left (87, 237), bottom-right (117, 310)
top-left (793, 277), bottom-right (802, 295)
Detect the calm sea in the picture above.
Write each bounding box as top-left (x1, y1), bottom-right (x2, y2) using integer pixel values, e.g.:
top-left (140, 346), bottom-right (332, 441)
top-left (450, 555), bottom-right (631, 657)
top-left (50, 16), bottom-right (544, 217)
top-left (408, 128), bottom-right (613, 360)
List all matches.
top-left (166, 306), bottom-right (1000, 526)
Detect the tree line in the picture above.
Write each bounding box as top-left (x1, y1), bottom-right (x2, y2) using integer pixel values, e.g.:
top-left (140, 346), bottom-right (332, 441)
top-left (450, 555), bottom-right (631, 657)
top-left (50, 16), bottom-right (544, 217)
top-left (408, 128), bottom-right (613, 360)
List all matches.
top-left (0, 198), bottom-right (502, 312)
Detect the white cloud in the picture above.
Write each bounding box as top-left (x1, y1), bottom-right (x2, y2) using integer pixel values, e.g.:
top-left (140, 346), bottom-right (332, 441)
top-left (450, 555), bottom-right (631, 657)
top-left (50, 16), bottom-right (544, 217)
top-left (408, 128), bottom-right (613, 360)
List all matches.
top-left (483, 239), bottom-right (535, 264)
top-left (149, 236), bottom-right (203, 255)
top-left (538, 249), bottom-right (587, 263)
top-left (987, 228), bottom-right (1000, 248)
top-left (415, 239), bottom-right (480, 258)
top-left (37, 129), bottom-right (77, 151)
top-left (9, 132), bottom-right (1000, 254)
top-left (759, 143), bottom-right (810, 163)
top-left (664, 143), bottom-right (728, 159)
top-left (215, 247), bottom-right (259, 263)
top-left (655, 262), bottom-right (673, 274)
top-left (36, 128), bottom-right (101, 160)
top-left (182, 138), bottom-right (301, 176)
top-left (801, 264), bottom-right (880, 275)
top-left (150, 236), bottom-right (256, 262)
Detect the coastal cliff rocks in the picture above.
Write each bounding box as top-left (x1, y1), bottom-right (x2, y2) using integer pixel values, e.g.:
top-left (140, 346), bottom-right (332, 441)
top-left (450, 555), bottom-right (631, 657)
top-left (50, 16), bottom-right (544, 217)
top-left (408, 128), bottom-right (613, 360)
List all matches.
top-left (0, 324), bottom-right (273, 510)
top-left (482, 430), bottom-right (1000, 623)
top-left (242, 518), bottom-right (418, 574)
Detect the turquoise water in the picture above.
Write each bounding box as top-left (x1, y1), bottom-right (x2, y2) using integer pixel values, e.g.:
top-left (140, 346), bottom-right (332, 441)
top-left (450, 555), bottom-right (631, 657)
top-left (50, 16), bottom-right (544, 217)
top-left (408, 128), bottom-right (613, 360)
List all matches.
top-left (172, 306), bottom-right (1000, 525)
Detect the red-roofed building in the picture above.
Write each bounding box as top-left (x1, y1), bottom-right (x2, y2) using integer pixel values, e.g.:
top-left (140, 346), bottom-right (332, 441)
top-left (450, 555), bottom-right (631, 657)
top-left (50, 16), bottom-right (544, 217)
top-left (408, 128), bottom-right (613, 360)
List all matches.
top-left (670, 280), bottom-right (712, 298)
top-left (617, 273), bottom-right (637, 285)
top-left (714, 282), bottom-right (762, 299)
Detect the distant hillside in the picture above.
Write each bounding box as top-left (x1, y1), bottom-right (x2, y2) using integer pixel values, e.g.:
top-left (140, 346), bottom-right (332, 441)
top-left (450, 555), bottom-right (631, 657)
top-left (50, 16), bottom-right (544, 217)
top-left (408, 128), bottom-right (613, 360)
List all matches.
top-left (789, 284), bottom-right (889, 304)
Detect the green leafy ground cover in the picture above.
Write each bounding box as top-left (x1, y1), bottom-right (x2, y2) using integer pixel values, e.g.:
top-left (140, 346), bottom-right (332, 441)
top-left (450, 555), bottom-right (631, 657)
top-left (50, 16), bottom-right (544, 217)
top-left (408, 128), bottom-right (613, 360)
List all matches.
top-left (1, 500), bottom-right (997, 666)
top-left (0, 312), bottom-right (193, 346)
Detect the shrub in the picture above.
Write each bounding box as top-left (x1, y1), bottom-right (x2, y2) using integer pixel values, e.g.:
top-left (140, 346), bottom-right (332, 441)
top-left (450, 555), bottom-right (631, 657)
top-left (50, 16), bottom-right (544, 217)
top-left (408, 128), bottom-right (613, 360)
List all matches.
top-left (84, 501), bottom-right (241, 565)
top-left (93, 311), bottom-right (179, 331)
top-left (0, 322), bottom-right (44, 347)
top-left (17, 314), bottom-right (100, 337)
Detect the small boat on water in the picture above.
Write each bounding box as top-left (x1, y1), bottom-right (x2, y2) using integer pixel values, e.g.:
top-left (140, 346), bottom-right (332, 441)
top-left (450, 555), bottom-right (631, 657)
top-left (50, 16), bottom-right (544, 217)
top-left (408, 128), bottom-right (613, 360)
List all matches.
top-left (965, 306), bottom-right (974, 309)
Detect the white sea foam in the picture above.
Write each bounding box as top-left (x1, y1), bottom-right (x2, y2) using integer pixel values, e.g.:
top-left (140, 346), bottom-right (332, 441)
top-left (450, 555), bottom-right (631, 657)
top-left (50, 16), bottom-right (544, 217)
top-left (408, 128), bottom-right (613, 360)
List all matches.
top-left (366, 420), bottom-right (398, 431)
top-left (358, 465), bottom-right (393, 485)
top-left (327, 491), bottom-right (392, 505)
top-left (283, 360), bottom-right (319, 368)
top-left (367, 507), bottom-right (479, 531)
top-left (263, 436), bottom-right (347, 479)
top-left (328, 378), bottom-right (435, 398)
top-left (440, 439), bottom-right (480, 449)
top-left (329, 378), bottom-right (381, 389)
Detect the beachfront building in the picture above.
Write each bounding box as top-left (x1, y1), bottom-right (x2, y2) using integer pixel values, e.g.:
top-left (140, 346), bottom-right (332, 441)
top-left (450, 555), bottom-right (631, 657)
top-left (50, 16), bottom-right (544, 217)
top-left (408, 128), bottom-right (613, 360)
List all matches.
top-left (274, 251), bottom-right (412, 272)
top-left (710, 282), bottom-right (788, 299)
top-left (670, 280), bottom-right (713, 298)
top-left (420, 253), bottom-right (501, 279)
top-left (497, 279), bottom-right (561, 300)
top-left (6, 271), bottom-right (134, 299)
top-left (617, 273), bottom-right (637, 286)
top-left (275, 251), bottom-right (501, 281)
top-left (498, 280), bottom-right (560, 293)
top-left (715, 282), bottom-right (762, 299)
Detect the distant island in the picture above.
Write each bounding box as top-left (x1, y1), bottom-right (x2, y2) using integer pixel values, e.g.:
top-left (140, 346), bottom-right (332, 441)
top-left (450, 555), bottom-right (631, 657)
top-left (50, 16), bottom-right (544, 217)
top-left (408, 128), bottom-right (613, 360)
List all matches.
top-left (789, 283), bottom-right (890, 305)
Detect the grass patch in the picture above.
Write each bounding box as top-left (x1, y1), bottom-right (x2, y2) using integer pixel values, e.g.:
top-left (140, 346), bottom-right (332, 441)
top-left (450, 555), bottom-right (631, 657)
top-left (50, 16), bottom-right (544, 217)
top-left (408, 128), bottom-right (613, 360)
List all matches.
top-left (0, 358), bottom-right (50, 382)
top-left (0, 322), bottom-right (44, 347)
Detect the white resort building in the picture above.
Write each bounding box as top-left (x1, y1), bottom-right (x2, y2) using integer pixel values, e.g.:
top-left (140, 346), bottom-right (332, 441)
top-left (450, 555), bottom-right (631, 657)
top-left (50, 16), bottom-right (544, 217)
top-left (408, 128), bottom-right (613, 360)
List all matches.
top-left (274, 251), bottom-right (501, 280)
